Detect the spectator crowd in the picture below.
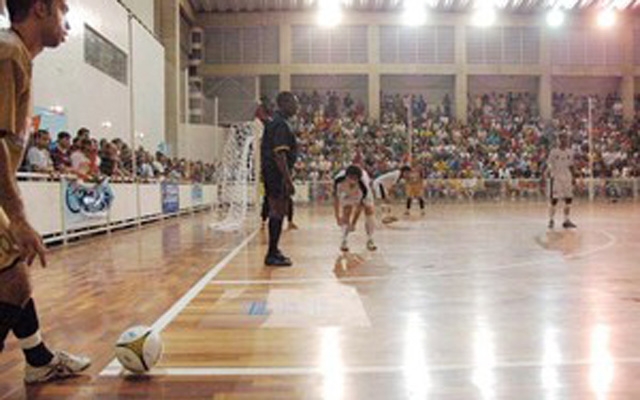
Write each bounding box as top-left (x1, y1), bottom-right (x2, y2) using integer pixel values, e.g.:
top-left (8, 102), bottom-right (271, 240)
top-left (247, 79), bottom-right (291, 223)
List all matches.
top-left (21, 127), bottom-right (220, 183)
top-left (257, 90), bottom-right (640, 183)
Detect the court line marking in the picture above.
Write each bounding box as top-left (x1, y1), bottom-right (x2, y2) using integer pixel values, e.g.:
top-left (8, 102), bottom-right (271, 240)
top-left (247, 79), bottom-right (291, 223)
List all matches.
top-left (205, 229), bottom-right (617, 286)
top-left (99, 227), bottom-right (260, 377)
top-left (100, 356), bottom-right (640, 377)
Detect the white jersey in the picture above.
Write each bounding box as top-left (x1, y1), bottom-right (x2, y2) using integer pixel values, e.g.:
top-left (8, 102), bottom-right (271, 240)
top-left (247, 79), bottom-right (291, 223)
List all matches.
top-left (547, 147), bottom-right (573, 180)
top-left (373, 170), bottom-right (402, 190)
top-left (334, 170), bottom-right (370, 206)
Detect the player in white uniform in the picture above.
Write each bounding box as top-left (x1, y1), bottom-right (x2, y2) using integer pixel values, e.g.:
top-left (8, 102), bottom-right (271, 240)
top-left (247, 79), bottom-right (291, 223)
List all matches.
top-left (372, 166), bottom-right (411, 223)
top-left (334, 166), bottom-right (377, 252)
top-left (545, 133), bottom-right (577, 229)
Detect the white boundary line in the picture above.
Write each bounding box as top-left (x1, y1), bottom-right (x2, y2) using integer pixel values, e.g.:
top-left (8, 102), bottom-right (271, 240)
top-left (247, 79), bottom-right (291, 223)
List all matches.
top-left (99, 228), bottom-right (260, 377)
top-left (100, 357), bottom-right (640, 377)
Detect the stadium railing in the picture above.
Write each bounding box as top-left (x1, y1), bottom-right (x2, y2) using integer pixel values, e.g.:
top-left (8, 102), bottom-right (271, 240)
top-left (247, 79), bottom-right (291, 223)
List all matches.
top-left (17, 172), bottom-right (219, 244)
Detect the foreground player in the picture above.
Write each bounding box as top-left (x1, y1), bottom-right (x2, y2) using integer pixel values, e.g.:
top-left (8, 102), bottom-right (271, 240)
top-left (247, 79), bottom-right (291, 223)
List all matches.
top-left (1, 0), bottom-right (90, 383)
top-left (404, 166), bottom-right (425, 216)
top-left (372, 166), bottom-right (411, 223)
top-left (545, 132), bottom-right (577, 229)
top-left (334, 166), bottom-right (377, 252)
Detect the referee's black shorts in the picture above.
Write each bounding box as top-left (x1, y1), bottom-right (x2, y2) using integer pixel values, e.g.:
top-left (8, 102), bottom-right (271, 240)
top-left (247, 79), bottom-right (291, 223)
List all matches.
top-left (263, 171), bottom-right (286, 199)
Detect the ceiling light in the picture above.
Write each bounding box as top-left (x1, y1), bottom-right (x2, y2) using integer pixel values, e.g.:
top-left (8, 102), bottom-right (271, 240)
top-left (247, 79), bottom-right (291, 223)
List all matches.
top-left (597, 9), bottom-right (616, 28)
top-left (472, 7), bottom-right (497, 27)
top-left (546, 8), bottom-right (565, 28)
top-left (317, 0), bottom-right (342, 28)
top-left (403, 0), bottom-right (427, 26)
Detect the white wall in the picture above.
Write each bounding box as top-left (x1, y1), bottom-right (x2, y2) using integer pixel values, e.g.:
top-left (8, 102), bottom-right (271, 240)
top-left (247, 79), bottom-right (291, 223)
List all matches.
top-left (381, 75), bottom-right (455, 107)
top-left (119, 0), bottom-right (155, 33)
top-left (468, 75), bottom-right (540, 95)
top-left (25, 0), bottom-right (165, 152)
top-left (178, 124), bottom-right (227, 163)
top-left (33, 0), bottom-right (130, 141)
top-left (551, 77), bottom-right (622, 96)
top-left (132, 19), bottom-right (165, 152)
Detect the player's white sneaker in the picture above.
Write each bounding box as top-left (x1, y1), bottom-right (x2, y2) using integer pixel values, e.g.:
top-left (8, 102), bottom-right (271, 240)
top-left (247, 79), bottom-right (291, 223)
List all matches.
top-left (366, 239), bottom-right (377, 251)
top-left (25, 350), bottom-right (91, 384)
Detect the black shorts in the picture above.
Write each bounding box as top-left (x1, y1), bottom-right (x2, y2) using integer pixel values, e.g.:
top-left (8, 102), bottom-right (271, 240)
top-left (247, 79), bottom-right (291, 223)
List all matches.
top-left (263, 172), bottom-right (286, 199)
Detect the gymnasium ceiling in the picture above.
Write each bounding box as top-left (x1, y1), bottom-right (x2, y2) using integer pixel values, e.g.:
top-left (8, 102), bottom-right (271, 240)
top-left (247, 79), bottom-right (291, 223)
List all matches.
top-left (188, 0), bottom-right (640, 14)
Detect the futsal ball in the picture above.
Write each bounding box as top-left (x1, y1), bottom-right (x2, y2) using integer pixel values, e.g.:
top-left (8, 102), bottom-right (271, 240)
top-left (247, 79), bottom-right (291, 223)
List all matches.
top-left (115, 325), bottom-right (163, 373)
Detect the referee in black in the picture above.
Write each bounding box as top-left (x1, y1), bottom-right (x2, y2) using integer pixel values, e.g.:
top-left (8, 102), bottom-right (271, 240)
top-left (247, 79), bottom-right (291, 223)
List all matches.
top-left (261, 91), bottom-right (299, 266)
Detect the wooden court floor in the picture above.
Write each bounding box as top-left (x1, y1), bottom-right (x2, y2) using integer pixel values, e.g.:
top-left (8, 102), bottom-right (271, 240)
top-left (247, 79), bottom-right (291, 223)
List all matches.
top-left (2, 201), bottom-right (640, 399)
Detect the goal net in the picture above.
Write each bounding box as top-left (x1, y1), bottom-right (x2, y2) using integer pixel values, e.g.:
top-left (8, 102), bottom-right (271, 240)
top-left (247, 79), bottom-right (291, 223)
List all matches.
top-left (210, 119), bottom-right (262, 232)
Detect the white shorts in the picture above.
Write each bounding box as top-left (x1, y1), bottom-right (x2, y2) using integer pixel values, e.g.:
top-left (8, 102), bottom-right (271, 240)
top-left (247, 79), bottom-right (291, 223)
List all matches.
top-left (550, 177), bottom-right (573, 200)
top-left (339, 193), bottom-right (374, 208)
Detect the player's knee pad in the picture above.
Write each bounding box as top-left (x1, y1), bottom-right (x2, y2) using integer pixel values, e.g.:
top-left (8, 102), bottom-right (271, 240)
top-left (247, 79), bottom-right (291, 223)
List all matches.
top-left (550, 199), bottom-right (559, 206)
top-left (564, 198), bottom-right (573, 205)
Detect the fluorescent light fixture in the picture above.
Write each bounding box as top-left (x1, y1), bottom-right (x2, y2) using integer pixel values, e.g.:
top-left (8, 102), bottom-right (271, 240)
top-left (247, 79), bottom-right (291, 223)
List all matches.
top-left (597, 9), bottom-right (616, 28)
top-left (546, 8), bottom-right (565, 28)
top-left (403, 0), bottom-right (427, 26)
top-left (101, 121), bottom-right (112, 129)
top-left (317, 0), bottom-right (342, 28)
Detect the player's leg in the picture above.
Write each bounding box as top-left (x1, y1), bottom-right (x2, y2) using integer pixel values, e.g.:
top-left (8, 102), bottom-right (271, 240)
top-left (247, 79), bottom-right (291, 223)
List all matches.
top-left (363, 202), bottom-right (377, 251)
top-left (350, 204), bottom-right (363, 232)
top-left (378, 184), bottom-right (390, 215)
top-left (418, 196), bottom-right (425, 215)
top-left (0, 261), bottom-right (90, 383)
top-left (340, 205), bottom-right (354, 252)
top-left (562, 198), bottom-right (576, 228)
top-left (265, 179), bottom-right (292, 266)
top-left (405, 197), bottom-right (412, 216)
top-left (0, 260), bottom-right (31, 353)
top-left (548, 198), bottom-right (558, 229)
top-left (260, 196), bottom-right (269, 228)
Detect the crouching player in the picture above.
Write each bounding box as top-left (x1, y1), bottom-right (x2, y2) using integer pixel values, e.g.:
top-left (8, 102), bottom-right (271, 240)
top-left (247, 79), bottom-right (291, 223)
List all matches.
top-left (334, 165), bottom-right (377, 252)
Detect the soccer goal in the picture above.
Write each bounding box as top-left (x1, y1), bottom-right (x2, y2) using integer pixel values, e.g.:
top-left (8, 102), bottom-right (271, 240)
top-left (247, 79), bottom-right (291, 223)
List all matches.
top-left (210, 119), bottom-right (262, 231)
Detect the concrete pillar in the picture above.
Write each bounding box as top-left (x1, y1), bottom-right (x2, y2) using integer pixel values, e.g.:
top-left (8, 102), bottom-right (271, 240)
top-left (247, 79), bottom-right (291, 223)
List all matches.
top-left (621, 20), bottom-right (635, 124)
top-left (539, 28), bottom-right (552, 120)
top-left (622, 75), bottom-right (635, 124)
top-left (280, 24), bottom-right (291, 91)
top-left (368, 25), bottom-right (380, 121)
top-left (155, 0), bottom-right (180, 156)
top-left (454, 24), bottom-right (467, 123)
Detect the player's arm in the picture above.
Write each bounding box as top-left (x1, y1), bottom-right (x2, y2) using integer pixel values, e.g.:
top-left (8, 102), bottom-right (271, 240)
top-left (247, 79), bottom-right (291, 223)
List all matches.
top-left (569, 156), bottom-right (577, 185)
top-left (272, 125), bottom-right (294, 196)
top-left (0, 61), bottom-right (28, 224)
top-left (0, 61), bottom-right (47, 267)
top-left (0, 137), bottom-right (27, 223)
top-left (333, 179), bottom-right (341, 226)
